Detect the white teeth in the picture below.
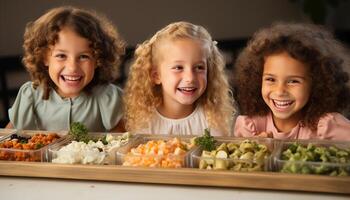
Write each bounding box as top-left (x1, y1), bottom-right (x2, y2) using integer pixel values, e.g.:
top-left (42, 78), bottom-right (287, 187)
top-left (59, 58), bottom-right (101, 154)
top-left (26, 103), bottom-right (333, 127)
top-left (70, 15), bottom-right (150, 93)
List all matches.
top-left (178, 87), bottom-right (195, 92)
top-left (273, 100), bottom-right (293, 108)
top-left (62, 75), bottom-right (81, 81)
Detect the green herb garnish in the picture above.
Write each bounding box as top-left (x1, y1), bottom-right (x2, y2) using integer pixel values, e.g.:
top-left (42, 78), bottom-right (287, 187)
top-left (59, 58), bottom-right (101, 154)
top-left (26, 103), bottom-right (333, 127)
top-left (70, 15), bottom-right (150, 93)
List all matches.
top-left (69, 122), bottom-right (91, 143)
top-left (195, 129), bottom-right (217, 151)
top-left (101, 135), bottom-right (108, 145)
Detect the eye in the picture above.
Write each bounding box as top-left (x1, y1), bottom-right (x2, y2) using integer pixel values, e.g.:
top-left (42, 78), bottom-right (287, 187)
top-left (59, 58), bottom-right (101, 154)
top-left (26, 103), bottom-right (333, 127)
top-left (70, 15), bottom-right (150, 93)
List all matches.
top-left (195, 64), bottom-right (206, 71)
top-left (172, 65), bottom-right (183, 71)
top-left (263, 77), bottom-right (275, 82)
top-left (54, 53), bottom-right (66, 60)
top-left (287, 79), bottom-right (301, 84)
top-left (79, 54), bottom-right (91, 60)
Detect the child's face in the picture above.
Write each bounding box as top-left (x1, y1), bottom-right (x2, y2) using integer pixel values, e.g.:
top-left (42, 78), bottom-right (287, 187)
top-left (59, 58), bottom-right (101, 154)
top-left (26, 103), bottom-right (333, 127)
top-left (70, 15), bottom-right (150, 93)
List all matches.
top-left (45, 27), bottom-right (96, 98)
top-left (262, 52), bottom-right (311, 128)
top-left (153, 38), bottom-right (208, 112)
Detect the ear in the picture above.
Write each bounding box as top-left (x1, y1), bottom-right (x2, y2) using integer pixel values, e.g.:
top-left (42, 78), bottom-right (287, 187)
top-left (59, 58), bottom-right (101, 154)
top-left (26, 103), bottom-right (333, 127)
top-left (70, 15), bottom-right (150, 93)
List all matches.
top-left (43, 60), bottom-right (49, 67)
top-left (151, 67), bottom-right (161, 84)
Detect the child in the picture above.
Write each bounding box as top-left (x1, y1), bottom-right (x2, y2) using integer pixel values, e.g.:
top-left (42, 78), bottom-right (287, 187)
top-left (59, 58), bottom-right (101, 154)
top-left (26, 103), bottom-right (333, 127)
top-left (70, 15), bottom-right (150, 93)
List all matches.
top-left (6, 6), bottom-right (126, 132)
top-left (124, 21), bottom-right (234, 136)
top-left (233, 22), bottom-right (350, 140)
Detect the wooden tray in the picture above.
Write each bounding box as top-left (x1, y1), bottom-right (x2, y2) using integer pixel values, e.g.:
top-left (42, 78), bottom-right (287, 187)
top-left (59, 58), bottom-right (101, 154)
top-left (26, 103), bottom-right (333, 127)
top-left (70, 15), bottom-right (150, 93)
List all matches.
top-left (0, 161), bottom-right (349, 194)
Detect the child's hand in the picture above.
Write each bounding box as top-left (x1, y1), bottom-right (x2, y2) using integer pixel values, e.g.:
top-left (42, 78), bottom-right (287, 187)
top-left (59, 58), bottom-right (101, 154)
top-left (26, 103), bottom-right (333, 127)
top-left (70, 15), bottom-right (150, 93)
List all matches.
top-left (256, 131), bottom-right (273, 138)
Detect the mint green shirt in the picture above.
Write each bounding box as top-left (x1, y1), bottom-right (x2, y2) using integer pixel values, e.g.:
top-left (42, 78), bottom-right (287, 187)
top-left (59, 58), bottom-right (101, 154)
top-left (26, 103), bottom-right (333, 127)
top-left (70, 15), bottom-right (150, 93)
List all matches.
top-left (9, 82), bottom-right (123, 132)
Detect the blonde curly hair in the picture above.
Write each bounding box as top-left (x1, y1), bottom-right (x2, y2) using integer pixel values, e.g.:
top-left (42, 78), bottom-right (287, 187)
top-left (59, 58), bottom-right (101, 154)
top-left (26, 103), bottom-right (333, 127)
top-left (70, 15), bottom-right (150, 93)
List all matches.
top-left (124, 21), bottom-right (234, 135)
top-left (22, 6), bottom-right (125, 99)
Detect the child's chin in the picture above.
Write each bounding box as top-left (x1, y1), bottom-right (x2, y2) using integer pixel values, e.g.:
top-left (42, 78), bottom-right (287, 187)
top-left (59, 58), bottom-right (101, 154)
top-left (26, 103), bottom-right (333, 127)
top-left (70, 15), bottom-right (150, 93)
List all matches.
top-left (178, 100), bottom-right (197, 106)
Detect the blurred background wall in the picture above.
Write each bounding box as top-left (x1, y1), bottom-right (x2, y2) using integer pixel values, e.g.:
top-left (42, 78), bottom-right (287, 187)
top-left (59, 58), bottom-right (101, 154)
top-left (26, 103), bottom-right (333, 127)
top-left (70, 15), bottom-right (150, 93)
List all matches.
top-left (0, 0), bottom-right (350, 126)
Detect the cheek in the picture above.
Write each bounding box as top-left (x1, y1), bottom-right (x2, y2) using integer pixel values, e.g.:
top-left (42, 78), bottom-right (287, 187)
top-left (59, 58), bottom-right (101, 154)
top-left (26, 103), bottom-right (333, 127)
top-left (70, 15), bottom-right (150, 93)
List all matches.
top-left (88, 70), bottom-right (95, 79)
top-left (201, 78), bottom-right (207, 91)
top-left (88, 69), bottom-right (97, 83)
top-left (261, 86), bottom-right (271, 105)
top-left (298, 89), bottom-right (311, 104)
top-left (261, 84), bottom-right (268, 97)
top-left (202, 74), bottom-right (207, 84)
top-left (48, 67), bottom-right (57, 77)
top-left (199, 72), bottom-right (208, 82)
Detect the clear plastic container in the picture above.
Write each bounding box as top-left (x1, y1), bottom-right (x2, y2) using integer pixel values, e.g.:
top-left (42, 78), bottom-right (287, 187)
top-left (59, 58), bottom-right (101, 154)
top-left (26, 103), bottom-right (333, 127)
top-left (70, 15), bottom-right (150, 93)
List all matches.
top-left (0, 129), bottom-right (17, 140)
top-left (0, 130), bottom-right (66, 162)
top-left (191, 137), bottom-right (275, 172)
top-left (49, 132), bottom-right (135, 165)
top-left (116, 135), bottom-right (195, 168)
top-left (273, 139), bottom-right (350, 176)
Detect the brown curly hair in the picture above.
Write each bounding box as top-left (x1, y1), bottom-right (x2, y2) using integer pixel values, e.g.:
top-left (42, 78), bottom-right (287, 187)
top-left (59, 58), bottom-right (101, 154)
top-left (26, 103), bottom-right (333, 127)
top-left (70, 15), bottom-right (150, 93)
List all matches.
top-left (124, 21), bottom-right (235, 135)
top-left (233, 22), bottom-right (350, 130)
top-left (22, 6), bottom-right (125, 99)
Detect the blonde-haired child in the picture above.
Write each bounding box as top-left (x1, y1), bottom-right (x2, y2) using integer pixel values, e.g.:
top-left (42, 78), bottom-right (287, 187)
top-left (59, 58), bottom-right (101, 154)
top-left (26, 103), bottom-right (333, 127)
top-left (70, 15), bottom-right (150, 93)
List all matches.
top-left (124, 21), bottom-right (234, 136)
top-left (7, 6), bottom-right (126, 132)
top-left (233, 22), bottom-right (350, 140)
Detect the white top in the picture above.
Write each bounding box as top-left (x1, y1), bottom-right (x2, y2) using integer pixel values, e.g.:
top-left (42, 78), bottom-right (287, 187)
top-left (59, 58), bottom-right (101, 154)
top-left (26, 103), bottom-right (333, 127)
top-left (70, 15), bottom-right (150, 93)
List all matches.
top-left (137, 106), bottom-right (221, 136)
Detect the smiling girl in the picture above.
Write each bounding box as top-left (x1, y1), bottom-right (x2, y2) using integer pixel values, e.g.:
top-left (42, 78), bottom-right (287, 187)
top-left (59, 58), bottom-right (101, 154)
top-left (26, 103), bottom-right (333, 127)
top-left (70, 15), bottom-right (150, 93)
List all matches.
top-left (233, 22), bottom-right (350, 140)
top-left (6, 6), bottom-right (125, 132)
top-left (124, 21), bottom-right (234, 136)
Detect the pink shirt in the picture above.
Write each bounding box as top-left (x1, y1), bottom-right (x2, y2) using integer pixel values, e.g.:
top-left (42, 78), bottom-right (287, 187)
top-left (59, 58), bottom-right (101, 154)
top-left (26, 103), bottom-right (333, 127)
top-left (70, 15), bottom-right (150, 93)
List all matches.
top-left (234, 112), bottom-right (350, 141)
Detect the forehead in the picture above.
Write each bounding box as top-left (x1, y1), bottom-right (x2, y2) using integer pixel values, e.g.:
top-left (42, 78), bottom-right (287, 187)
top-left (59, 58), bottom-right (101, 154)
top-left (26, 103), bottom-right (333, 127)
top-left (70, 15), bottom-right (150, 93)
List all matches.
top-left (154, 38), bottom-right (208, 59)
top-left (51, 27), bottom-right (91, 50)
top-left (263, 52), bottom-right (309, 76)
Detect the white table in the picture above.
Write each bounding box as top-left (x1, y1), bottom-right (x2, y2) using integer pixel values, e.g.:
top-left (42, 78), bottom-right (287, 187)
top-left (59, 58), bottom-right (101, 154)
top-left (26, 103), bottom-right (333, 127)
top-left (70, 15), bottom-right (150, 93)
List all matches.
top-left (0, 176), bottom-right (348, 200)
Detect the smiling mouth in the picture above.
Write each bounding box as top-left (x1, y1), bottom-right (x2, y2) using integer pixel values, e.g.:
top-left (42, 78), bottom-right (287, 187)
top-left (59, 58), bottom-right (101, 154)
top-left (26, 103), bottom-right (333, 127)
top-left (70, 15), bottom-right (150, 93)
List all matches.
top-left (61, 75), bottom-right (82, 82)
top-left (272, 99), bottom-right (294, 109)
top-left (177, 87), bottom-right (197, 93)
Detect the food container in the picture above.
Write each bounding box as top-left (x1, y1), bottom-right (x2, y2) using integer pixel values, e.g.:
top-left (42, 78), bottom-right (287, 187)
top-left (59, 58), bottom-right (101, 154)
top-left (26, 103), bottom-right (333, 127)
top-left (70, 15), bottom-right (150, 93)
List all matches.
top-left (0, 130), bottom-right (66, 162)
top-left (116, 135), bottom-right (195, 168)
top-left (191, 137), bottom-right (275, 172)
top-left (273, 139), bottom-right (350, 176)
top-left (0, 129), bottom-right (16, 139)
top-left (49, 132), bottom-right (135, 165)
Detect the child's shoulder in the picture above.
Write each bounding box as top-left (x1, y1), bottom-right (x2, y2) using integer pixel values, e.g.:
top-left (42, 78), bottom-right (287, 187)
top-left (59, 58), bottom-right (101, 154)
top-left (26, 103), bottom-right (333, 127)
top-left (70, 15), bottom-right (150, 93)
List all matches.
top-left (20, 81), bottom-right (35, 90)
top-left (18, 81), bottom-right (42, 98)
top-left (93, 83), bottom-right (122, 95)
top-left (318, 112), bottom-right (350, 126)
top-left (92, 83), bottom-right (123, 102)
top-left (316, 112), bottom-right (350, 140)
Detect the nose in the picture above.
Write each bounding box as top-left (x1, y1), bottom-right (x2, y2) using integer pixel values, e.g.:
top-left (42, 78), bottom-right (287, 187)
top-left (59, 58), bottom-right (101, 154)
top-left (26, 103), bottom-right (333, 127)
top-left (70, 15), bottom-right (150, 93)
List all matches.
top-left (65, 57), bottom-right (78, 71)
top-left (184, 69), bottom-right (195, 83)
top-left (275, 82), bottom-right (287, 95)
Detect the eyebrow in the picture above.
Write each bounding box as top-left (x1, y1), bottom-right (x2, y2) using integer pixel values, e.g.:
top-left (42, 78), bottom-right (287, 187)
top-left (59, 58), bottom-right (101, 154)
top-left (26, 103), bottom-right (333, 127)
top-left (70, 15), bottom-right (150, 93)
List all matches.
top-left (263, 73), bottom-right (307, 79)
top-left (52, 49), bottom-right (92, 54)
top-left (171, 60), bottom-right (206, 64)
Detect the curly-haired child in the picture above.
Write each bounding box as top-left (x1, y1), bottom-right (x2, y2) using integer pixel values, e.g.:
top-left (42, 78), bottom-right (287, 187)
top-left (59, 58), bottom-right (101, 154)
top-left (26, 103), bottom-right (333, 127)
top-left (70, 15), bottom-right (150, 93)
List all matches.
top-left (6, 6), bottom-right (126, 132)
top-left (124, 21), bottom-right (234, 136)
top-left (232, 22), bottom-right (350, 140)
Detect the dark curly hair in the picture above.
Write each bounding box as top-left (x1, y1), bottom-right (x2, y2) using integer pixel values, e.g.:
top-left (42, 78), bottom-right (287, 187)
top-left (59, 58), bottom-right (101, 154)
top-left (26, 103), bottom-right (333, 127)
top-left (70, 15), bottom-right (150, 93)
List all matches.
top-left (22, 6), bottom-right (125, 99)
top-left (232, 22), bottom-right (350, 129)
